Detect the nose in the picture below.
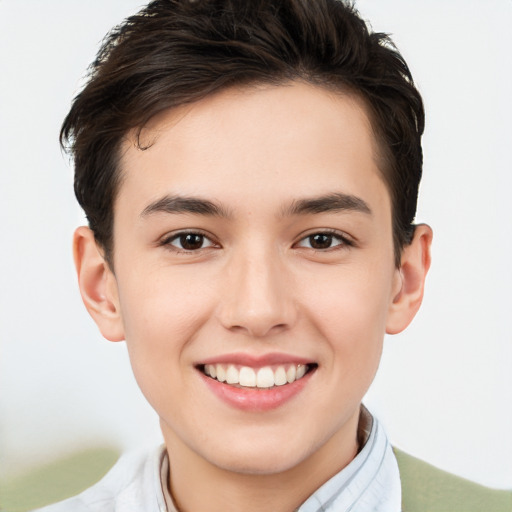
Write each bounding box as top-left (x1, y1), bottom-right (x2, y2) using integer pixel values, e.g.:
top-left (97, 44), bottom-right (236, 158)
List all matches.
top-left (216, 246), bottom-right (298, 338)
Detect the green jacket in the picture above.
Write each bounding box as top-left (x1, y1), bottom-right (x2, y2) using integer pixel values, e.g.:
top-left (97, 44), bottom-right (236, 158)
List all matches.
top-left (394, 448), bottom-right (512, 512)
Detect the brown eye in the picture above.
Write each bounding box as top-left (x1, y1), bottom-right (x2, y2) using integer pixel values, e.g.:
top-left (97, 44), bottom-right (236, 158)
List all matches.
top-left (166, 232), bottom-right (215, 251)
top-left (180, 233), bottom-right (204, 250)
top-left (296, 231), bottom-right (350, 251)
top-left (309, 233), bottom-right (334, 249)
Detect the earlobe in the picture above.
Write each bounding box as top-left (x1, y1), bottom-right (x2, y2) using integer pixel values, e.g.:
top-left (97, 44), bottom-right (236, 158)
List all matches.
top-left (73, 226), bottom-right (125, 342)
top-left (386, 224), bottom-right (433, 335)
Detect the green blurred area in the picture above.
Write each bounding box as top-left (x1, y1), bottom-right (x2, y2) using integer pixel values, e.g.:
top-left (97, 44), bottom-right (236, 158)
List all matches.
top-left (394, 448), bottom-right (512, 512)
top-left (0, 447), bottom-right (119, 512)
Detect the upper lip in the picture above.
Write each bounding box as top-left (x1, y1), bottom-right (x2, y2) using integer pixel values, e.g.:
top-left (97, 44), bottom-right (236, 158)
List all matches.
top-left (196, 352), bottom-right (315, 368)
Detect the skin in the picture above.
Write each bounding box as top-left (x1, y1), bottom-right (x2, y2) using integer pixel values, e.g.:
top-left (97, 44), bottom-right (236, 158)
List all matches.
top-left (74, 82), bottom-right (432, 512)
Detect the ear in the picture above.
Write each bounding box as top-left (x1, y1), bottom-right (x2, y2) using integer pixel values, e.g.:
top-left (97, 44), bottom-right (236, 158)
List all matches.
top-left (73, 226), bottom-right (125, 342)
top-left (386, 224), bottom-right (433, 335)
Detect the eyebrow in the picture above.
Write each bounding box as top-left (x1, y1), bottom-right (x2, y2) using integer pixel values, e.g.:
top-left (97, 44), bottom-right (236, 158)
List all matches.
top-left (140, 192), bottom-right (371, 220)
top-left (281, 192), bottom-right (372, 217)
top-left (140, 195), bottom-right (231, 218)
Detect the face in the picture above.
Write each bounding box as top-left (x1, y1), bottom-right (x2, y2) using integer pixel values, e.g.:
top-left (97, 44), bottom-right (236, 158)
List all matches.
top-left (107, 82), bottom-right (403, 476)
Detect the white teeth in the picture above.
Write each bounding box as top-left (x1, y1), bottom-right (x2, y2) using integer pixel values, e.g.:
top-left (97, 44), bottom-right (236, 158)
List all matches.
top-left (296, 364), bottom-right (307, 379)
top-left (286, 365), bottom-right (296, 383)
top-left (274, 366), bottom-right (287, 386)
top-left (216, 365), bottom-right (226, 382)
top-left (226, 365), bottom-right (239, 384)
top-left (239, 366), bottom-right (256, 387)
top-left (205, 364), bottom-right (216, 378)
top-left (256, 366), bottom-right (275, 388)
top-left (203, 363), bottom-right (311, 388)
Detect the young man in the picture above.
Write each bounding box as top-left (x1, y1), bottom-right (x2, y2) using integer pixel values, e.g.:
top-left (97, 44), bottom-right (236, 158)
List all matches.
top-left (33, 1), bottom-right (510, 511)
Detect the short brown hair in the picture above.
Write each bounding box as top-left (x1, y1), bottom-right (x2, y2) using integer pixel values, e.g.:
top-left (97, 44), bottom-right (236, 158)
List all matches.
top-left (61, 0), bottom-right (424, 267)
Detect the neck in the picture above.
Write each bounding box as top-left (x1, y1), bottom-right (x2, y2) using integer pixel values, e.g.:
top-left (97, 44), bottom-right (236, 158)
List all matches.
top-left (161, 409), bottom-right (361, 512)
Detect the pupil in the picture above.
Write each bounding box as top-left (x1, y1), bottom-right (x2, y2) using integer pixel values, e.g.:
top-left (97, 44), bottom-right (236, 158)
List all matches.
top-left (310, 233), bottom-right (332, 249)
top-left (181, 233), bottom-right (203, 250)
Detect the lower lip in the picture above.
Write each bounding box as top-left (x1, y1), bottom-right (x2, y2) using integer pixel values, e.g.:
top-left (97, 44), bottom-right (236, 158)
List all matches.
top-left (199, 370), bottom-right (313, 412)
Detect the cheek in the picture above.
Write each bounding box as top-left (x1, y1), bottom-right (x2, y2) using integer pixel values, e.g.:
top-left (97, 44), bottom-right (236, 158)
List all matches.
top-left (114, 269), bottom-right (213, 412)
top-left (301, 262), bottom-right (393, 365)
top-left (120, 264), bottom-right (208, 328)
top-left (115, 266), bottom-right (217, 376)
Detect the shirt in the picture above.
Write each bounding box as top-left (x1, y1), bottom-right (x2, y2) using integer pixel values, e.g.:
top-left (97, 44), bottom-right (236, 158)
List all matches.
top-left (34, 408), bottom-right (401, 512)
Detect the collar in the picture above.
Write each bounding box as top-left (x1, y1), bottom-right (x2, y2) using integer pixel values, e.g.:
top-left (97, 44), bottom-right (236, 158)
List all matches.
top-left (297, 406), bottom-right (401, 511)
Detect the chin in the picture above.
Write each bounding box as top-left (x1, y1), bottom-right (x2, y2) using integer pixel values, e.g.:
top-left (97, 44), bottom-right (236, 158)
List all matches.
top-left (201, 434), bottom-right (317, 476)
top-left (212, 451), bottom-right (306, 476)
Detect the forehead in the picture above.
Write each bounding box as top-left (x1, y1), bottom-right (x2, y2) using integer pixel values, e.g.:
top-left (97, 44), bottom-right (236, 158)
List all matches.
top-left (116, 82), bottom-right (390, 217)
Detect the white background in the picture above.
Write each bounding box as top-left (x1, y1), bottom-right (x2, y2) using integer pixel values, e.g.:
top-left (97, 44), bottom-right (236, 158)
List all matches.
top-left (1, 0), bottom-right (511, 489)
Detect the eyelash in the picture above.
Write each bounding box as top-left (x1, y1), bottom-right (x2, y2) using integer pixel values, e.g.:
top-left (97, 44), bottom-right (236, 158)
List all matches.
top-left (159, 229), bottom-right (354, 253)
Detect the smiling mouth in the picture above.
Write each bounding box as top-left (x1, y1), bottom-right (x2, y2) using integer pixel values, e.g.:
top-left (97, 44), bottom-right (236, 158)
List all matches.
top-left (198, 363), bottom-right (317, 389)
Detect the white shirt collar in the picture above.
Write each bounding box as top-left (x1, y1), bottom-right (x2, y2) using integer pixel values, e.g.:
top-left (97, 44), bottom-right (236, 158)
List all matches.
top-left (296, 407), bottom-right (401, 511)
